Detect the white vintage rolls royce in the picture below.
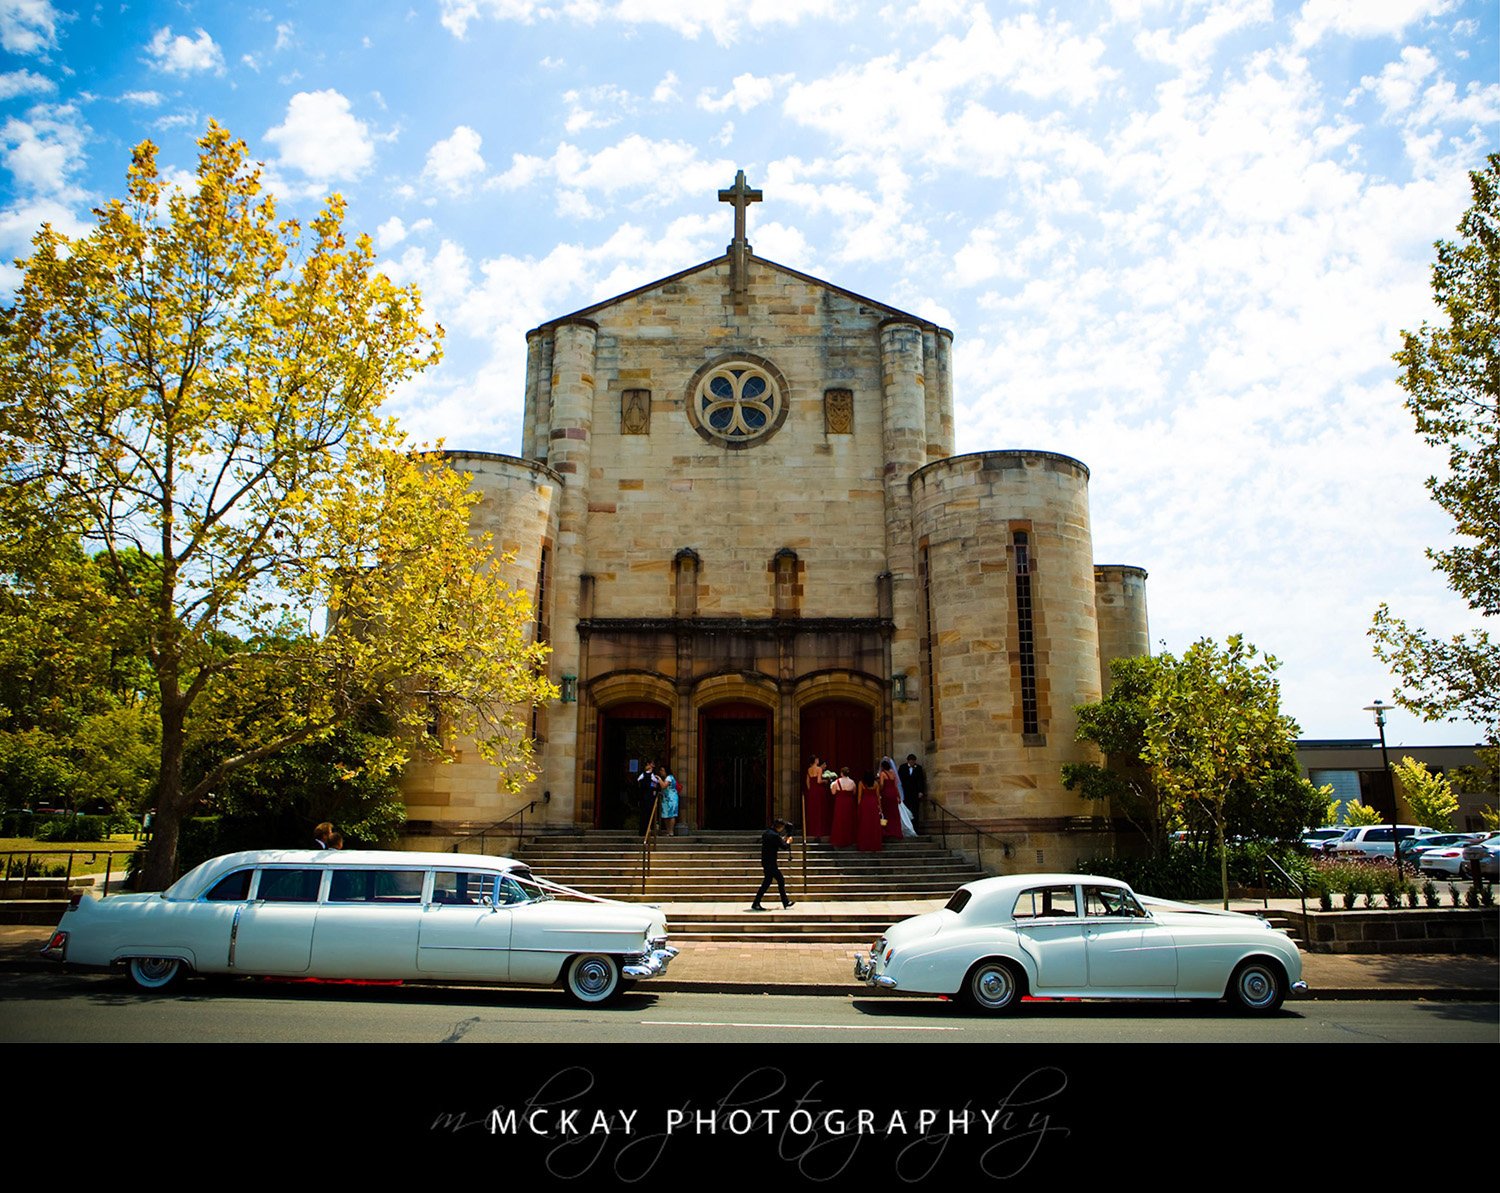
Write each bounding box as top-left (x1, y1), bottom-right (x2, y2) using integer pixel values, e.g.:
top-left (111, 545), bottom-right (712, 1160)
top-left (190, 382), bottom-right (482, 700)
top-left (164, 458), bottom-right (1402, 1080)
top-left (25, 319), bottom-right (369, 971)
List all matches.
top-left (42, 849), bottom-right (676, 1004)
top-left (854, 874), bottom-right (1306, 1013)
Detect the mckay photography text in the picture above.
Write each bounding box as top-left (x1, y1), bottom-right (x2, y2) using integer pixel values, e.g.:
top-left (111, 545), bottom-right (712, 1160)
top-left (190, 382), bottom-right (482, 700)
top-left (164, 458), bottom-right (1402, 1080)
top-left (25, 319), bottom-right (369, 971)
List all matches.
top-left (431, 1064), bottom-right (1072, 1181)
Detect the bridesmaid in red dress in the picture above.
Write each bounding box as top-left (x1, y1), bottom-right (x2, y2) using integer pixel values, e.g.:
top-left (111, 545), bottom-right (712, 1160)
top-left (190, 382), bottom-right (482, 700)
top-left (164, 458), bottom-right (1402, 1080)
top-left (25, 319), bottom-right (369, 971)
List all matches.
top-left (829, 766), bottom-right (857, 848)
top-left (803, 755), bottom-right (831, 840)
top-left (855, 770), bottom-right (884, 852)
top-left (878, 756), bottom-right (902, 841)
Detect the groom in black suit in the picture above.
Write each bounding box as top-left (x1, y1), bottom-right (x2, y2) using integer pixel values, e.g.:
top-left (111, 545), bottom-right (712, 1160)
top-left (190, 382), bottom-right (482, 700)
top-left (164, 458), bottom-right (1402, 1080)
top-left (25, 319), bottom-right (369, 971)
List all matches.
top-left (898, 754), bottom-right (927, 832)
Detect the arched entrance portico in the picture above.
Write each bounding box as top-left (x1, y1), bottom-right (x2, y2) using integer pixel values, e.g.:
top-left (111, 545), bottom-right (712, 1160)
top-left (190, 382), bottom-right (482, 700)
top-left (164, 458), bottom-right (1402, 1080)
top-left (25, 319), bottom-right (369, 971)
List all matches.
top-left (697, 701), bottom-right (771, 829)
top-left (595, 700), bottom-right (671, 830)
top-left (799, 699), bottom-right (876, 780)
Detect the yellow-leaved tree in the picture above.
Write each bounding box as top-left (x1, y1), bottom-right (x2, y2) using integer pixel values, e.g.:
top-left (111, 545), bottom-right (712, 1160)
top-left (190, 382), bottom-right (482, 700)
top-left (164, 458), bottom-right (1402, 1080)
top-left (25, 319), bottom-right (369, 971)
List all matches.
top-left (1, 124), bottom-right (554, 888)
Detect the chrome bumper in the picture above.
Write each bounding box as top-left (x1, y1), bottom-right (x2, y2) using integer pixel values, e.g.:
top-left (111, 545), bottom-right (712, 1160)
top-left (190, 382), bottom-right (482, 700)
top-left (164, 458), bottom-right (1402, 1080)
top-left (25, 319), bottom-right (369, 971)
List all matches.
top-left (853, 952), bottom-right (897, 989)
top-left (1291, 981), bottom-right (1308, 992)
top-left (623, 945), bottom-right (679, 980)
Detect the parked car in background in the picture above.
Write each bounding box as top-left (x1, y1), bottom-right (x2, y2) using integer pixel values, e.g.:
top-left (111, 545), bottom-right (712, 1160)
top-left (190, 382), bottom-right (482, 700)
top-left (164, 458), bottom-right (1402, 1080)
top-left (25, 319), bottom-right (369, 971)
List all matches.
top-left (1301, 828), bottom-right (1347, 852)
top-left (854, 874), bottom-right (1305, 1014)
top-left (1329, 825), bottom-right (1436, 862)
top-left (1460, 834), bottom-right (1500, 881)
top-left (41, 849), bottom-right (676, 1003)
top-left (1400, 833), bottom-right (1483, 874)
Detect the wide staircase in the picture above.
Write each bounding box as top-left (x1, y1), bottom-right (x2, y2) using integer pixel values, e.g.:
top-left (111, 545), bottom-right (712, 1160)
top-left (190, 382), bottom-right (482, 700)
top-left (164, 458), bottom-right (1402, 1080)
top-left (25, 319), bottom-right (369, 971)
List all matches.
top-left (509, 829), bottom-right (990, 945)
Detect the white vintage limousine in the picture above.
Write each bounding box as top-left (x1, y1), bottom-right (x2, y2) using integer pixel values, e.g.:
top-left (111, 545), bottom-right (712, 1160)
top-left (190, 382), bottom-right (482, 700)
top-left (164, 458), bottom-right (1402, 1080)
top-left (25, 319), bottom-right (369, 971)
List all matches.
top-left (42, 849), bottom-right (676, 1004)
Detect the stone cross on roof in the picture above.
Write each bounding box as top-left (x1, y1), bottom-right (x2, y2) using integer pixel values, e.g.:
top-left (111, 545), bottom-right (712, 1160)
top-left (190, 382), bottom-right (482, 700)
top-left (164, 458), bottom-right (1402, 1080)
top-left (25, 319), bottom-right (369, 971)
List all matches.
top-left (718, 169), bottom-right (762, 303)
top-left (718, 168), bottom-right (763, 245)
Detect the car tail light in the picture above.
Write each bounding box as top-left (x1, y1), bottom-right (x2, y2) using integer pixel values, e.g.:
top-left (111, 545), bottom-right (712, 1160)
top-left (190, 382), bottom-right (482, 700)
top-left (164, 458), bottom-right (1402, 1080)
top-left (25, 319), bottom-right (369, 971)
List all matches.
top-left (40, 930), bottom-right (67, 960)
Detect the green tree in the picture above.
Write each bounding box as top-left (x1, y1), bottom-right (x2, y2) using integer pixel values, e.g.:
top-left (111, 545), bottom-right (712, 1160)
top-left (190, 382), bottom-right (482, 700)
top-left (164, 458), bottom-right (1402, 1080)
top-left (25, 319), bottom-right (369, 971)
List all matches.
top-left (1068, 648), bottom-right (1323, 868)
top-left (1344, 800), bottom-right (1384, 827)
top-left (1064, 655), bottom-right (1174, 856)
top-left (1, 124), bottom-right (554, 887)
top-left (1143, 635), bottom-right (1304, 908)
top-left (1372, 154), bottom-right (1499, 748)
top-left (1392, 755), bottom-right (1459, 831)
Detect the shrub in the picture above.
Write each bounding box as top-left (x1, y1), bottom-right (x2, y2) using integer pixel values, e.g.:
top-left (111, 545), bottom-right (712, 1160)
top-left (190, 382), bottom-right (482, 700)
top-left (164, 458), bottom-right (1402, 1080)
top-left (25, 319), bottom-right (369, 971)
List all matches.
top-left (3, 856), bottom-right (64, 879)
top-left (35, 814), bottom-right (108, 843)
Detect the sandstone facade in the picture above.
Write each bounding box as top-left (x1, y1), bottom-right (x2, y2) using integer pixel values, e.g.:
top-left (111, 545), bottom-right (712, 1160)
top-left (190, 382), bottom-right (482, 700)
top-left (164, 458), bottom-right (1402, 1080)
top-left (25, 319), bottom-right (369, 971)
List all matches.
top-left (402, 181), bottom-right (1150, 871)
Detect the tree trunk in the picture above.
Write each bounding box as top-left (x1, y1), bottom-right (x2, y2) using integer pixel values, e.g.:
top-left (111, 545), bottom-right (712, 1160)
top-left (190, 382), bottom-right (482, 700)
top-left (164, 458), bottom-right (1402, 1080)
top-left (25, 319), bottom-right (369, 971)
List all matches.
top-left (140, 697), bottom-right (188, 891)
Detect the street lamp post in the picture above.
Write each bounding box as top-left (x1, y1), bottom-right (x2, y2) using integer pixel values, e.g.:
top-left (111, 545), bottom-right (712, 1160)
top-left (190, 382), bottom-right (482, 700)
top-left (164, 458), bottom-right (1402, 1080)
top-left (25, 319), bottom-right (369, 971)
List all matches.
top-left (1364, 699), bottom-right (1402, 880)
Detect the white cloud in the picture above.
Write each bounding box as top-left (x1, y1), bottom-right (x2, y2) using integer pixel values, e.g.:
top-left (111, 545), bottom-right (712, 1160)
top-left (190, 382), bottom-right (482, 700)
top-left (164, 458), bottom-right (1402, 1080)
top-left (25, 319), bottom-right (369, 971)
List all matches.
top-left (264, 90), bottom-right (376, 183)
top-left (1, 101), bottom-right (86, 194)
top-left (1293, 0), bottom-right (1455, 47)
top-left (1359, 45), bottom-right (1439, 115)
top-left (698, 72), bottom-right (777, 114)
top-left (423, 125), bottom-right (487, 193)
top-left (146, 26), bottom-right (225, 76)
top-left (562, 84), bottom-right (634, 133)
top-left (376, 215), bottom-right (434, 250)
top-left (488, 135), bottom-right (732, 208)
top-left (275, 22), bottom-right (295, 51)
top-left (120, 89), bottom-right (162, 106)
top-left (652, 71), bottom-right (680, 104)
top-left (0, 68), bottom-right (54, 99)
top-left (0, 0), bottom-right (59, 55)
top-left (438, 0), bottom-right (844, 46)
top-left (1134, 0), bottom-right (1274, 81)
top-left (784, 8), bottom-right (1115, 168)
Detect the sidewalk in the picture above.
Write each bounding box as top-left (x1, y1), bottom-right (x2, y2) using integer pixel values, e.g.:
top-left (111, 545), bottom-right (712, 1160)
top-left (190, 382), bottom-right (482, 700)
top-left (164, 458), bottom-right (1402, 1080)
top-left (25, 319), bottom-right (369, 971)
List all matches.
top-left (3, 906), bottom-right (1494, 1000)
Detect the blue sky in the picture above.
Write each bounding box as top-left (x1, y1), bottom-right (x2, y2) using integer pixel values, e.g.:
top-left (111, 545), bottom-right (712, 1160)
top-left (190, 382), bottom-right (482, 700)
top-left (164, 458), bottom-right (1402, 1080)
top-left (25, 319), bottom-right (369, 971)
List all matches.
top-left (2, 0), bottom-right (1496, 745)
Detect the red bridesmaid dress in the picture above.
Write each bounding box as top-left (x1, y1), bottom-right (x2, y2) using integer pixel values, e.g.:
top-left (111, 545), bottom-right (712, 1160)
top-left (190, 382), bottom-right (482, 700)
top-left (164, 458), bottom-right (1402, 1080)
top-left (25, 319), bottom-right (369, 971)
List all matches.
top-left (829, 775), bottom-right (857, 848)
top-left (804, 768), bottom-right (831, 839)
top-left (879, 771), bottom-right (902, 840)
top-left (855, 781), bottom-right (884, 852)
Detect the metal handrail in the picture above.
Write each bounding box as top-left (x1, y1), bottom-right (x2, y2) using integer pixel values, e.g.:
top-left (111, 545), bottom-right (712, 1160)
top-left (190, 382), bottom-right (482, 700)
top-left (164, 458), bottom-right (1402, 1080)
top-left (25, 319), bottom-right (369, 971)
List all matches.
top-left (925, 799), bottom-right (1013, 876)
top-left (0, 848), bottom-right (129, 899)
top-left (640, 796), bottom-right (661, 895)
top-left (1259, 850), bottom-right (1308, 922)
top-left (450, 800), bottom-right (541, 856)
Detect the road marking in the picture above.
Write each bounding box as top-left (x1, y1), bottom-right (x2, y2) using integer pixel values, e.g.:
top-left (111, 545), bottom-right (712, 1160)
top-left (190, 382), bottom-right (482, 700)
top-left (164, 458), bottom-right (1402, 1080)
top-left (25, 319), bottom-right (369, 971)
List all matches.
top-left (641, 1020), bottom-right (960, 1031)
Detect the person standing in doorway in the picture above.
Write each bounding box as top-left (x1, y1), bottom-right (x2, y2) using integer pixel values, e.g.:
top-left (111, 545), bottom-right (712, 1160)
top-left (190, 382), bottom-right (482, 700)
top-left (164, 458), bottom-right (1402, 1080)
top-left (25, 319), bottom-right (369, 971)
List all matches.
top-left (751, 818), bottom-right (796, 910)
top-left (658, 762), bottom-right (679, 837)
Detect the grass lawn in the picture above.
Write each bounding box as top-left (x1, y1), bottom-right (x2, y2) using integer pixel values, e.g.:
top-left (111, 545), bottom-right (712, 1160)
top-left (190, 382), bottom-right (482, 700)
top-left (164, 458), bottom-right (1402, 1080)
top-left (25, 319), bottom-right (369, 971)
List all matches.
top-left (0, 833), bottom-right (142, 878)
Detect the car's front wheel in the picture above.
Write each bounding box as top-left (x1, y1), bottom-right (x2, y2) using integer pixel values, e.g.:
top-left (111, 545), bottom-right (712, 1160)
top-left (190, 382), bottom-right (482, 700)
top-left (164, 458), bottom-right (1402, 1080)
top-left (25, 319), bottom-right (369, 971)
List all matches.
top-left (565, 954), bottom-right (621, 1005)
top-left (960, 958), bottom-right (1024, 1013)
top-left (1226, 958), bottom-right (1286, 1014)
top-left (126, 956), bottom-right (187, 992)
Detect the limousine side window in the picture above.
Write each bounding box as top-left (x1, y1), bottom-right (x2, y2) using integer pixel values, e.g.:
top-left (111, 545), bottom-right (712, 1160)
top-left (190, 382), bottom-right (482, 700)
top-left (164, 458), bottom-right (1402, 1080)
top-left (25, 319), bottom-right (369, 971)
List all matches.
top-left (328, 869), bottom-right (425, 903)
top-left (257, 868), bottom-right (324, 903)
top-left (431, 871), bottom-right (498, 906)
top-left (1012, 885), bottom-right (1079, 920)
top-left (204, 870), bottom-right (253, 901)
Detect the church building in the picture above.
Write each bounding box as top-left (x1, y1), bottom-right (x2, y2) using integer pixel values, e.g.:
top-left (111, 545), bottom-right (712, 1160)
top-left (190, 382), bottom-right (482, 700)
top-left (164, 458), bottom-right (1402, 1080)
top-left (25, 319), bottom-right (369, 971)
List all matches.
top-left (402, 172), bottom-right (1150, 871)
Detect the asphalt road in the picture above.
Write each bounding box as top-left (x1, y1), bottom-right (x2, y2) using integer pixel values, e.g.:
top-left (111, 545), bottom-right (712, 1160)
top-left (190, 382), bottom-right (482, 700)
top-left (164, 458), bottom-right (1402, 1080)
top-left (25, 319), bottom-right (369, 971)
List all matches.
top-left (2, 969), bottom-right (1495, 1043)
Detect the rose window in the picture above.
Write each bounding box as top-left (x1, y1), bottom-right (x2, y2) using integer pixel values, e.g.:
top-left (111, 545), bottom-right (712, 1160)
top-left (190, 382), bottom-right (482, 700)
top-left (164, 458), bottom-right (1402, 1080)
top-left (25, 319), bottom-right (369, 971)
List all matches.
top-left (694, 363), bottom-right (782, 443)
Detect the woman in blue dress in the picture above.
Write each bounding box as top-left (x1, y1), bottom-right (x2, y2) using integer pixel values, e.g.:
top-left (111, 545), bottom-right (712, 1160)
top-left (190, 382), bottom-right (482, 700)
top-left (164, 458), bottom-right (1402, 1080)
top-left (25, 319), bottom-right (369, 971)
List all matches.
top-left (658, 763), bottom-right (679, 837)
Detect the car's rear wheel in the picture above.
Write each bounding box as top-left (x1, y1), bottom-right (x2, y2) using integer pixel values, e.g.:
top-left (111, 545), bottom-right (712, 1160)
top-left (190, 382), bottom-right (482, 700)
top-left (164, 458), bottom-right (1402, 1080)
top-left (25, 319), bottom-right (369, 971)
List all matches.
top-left (126, 956), bottom-right (187, 992)
top-left (1227, 958), bottom-right (1285, 1014)
top-left (960, 959), bottom-right (1024, 1013)
top-left (565, 954), bottom-right (621, 1005)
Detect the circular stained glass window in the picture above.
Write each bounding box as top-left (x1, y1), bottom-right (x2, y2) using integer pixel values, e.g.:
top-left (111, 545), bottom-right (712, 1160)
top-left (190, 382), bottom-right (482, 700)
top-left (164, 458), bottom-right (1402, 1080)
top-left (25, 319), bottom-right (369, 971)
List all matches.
top-left (693, 362), bottom-right (782, 444)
